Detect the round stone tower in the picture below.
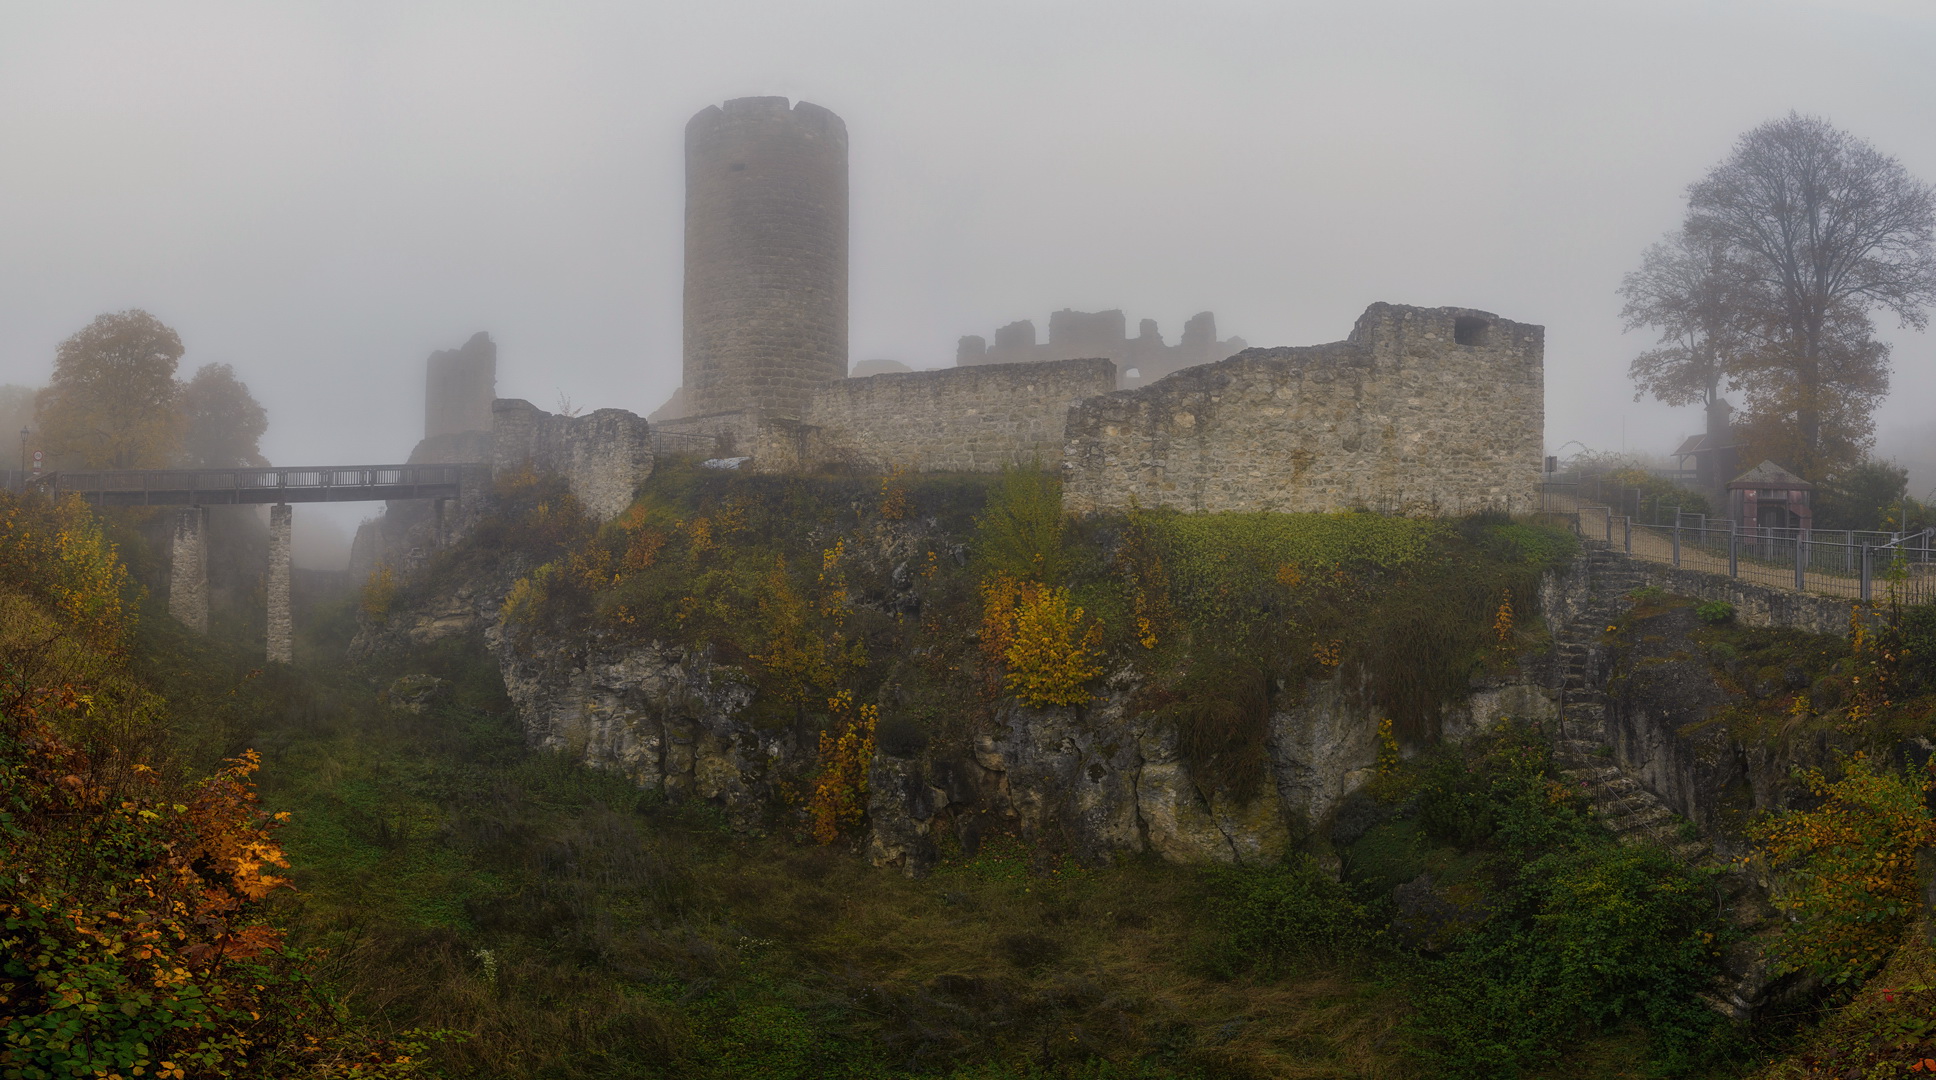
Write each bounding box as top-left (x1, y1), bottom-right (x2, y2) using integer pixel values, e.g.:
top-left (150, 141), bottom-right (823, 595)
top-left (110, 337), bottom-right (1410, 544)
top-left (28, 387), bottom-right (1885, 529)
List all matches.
top-left (683, 96), bottom-right (848, 418)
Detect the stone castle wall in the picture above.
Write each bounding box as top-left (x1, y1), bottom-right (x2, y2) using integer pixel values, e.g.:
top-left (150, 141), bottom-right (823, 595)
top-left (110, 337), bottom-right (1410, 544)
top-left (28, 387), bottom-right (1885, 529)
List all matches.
top-left (684, 97), bottom-right (848, 419)
top-left (781, 357), bottom-right (1116, 472)
top-left (1061, 304), bottom-right (1544, 515)
top-left (481, 303), bottom-right (1542, 522)
top-left (491, 399), bottom-right (654, 522)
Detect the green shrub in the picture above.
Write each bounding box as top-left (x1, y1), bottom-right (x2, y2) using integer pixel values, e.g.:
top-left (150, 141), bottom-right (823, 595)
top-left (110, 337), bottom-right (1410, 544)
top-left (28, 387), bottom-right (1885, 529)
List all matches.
top-left (1629, 584), bottom-right (1669, 606)
top-left (1156, 662), bottom-right (1272, 802)
top-left (1410, 843), bottom-right (1730, 1077)
top-left (1901, 603), bottom-right (1936, 693)
top-left (1401, 725), bottom-right (1731, 1076)
top-left (972, 467), bottom-right (1068, 583)
top-left (1201, 858), bottom-right (1370, 980)
top-left (1696, 600), bottom-right (1736, 625)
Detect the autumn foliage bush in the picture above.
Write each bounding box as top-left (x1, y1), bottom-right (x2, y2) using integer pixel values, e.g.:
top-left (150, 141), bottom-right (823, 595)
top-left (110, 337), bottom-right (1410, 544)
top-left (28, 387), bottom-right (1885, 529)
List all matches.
top-left (808, 691), bottom-right (877, 844)
top-left (0, 492), bottom-right (424, 1078)
top-left (1750, 753), bottom-right (1936, 986)
top-left (978, 574), bottom-right (1103, 709)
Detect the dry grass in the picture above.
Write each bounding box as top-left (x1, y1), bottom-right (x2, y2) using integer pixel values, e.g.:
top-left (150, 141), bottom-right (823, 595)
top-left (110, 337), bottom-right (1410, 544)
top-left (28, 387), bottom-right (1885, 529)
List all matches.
top-left (676, 836), bottom-right (1414, 1078)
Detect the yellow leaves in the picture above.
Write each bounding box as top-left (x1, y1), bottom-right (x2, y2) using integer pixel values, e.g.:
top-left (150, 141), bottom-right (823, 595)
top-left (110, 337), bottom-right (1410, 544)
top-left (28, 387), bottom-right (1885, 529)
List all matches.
top-left (360, 564), bottom-right (397, 626)
top-left (810, 692), bottom-right (878, 844)
top-left (1493, 588), bottom-right (1515, 648)
top-left (817, 540), bottom-right (851, 627)
top-left (879, 465), bottom-right (911, 521)
top-left (980, 573), bottom-right (1103, 708)
top-left (497, 570), bottom-right (544, 630)
top-left (1312, 639), bottom-right (1343, 669)
top-left (750, 558), bottom-right (836, 708)
top-left (1274, 563), bottom-right (1304, 588)
top-left (1749, 753), bottom-right (1936, 982)
top-left (0, 493), bottom-right (130, 647)
top-left (621, 524), bottom-right (667, 571)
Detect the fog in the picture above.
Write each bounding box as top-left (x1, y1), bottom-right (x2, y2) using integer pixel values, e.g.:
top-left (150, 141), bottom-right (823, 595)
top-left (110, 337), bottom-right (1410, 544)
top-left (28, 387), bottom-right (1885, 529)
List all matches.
top-left (2, 1), bottom-right (1933, 567)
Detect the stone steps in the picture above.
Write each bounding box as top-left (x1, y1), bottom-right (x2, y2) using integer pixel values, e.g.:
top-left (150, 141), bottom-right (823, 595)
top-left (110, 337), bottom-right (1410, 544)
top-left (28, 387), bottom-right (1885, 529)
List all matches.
top-left (1548, 549), bottom-right (1721, 871)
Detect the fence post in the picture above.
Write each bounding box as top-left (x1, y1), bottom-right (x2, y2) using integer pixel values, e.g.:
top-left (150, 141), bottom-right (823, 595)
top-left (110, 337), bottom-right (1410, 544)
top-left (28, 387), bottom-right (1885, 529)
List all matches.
top-left (1624, 516), bottom-right (1632, 554)
top-left (1728, 521), bottom-right (1738, 578)
top-left (1605, 510), bottom-right (1612, 544)
top-left (1860, 544), bottom-right (1872, 603)
top-left (1795, 531), bottom-right (1806, 591)
top-left (1673, 508), bottom-right (1682, 568)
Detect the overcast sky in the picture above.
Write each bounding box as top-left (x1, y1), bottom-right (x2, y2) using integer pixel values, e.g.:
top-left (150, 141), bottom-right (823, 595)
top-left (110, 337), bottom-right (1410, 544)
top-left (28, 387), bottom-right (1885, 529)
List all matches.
top-left (2, 1), bottom-right (1933, 562)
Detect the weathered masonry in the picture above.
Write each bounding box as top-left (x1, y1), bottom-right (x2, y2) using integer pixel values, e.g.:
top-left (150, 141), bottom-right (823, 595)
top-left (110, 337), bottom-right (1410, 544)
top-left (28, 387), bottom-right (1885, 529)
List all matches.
top-left (1060, 303), bottom-right (1545, 515)
top-left (683, 96), bottom-right (849, 419)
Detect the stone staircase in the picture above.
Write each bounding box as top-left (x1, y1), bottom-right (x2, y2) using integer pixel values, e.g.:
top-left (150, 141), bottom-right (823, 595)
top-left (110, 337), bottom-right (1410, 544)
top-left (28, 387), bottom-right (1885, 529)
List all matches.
top-left (1550, 544), bottom-right (1718, 867)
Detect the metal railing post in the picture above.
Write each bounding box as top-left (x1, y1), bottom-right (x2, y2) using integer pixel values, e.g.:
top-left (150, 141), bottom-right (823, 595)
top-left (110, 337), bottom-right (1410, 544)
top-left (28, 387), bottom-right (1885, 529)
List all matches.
top-left (1672, 508), bottom-right (1682, 568)
top-left (1728, 521), bottom-right (1738, 578)
top-left (1795, 531), bottom-right (1806, 591)
top-left (1861, 545), bottom-right (1872, 603)
top-left (1623, 516), bottom-right (1632, 554)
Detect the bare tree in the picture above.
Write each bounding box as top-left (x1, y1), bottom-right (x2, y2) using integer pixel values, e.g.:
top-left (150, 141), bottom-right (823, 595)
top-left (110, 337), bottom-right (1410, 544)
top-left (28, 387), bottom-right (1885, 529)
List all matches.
top-left (1685, 112), bottom-right (1936, 478)
top-left (1619, 226), bottom-right (1748, 407)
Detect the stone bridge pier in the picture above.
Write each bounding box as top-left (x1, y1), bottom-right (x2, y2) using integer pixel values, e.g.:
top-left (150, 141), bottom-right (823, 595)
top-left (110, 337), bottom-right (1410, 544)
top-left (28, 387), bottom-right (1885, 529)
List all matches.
top-left (165, 503), bottom-right (295, 662)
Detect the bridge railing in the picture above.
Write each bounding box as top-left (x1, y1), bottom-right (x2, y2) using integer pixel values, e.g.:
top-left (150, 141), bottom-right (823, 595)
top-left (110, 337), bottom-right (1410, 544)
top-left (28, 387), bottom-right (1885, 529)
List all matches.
top-left (1545, 486), bottom-right (1936, 606)
top-left (28, 463), bottom-right (482, 504)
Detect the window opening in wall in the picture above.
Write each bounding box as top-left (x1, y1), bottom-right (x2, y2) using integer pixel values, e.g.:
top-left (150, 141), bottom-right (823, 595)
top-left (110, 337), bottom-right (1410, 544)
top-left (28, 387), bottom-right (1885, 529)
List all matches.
top-left (1124, 367), bottom-right (1141, 381)
top-left (1454, 317), bottom-right (1489, 347)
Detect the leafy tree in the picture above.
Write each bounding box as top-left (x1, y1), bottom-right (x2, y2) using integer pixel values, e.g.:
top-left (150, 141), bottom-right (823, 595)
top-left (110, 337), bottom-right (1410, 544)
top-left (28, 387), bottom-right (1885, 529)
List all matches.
top-left (179, 363), bottom-right (269, 468)
top-left (1812, 457), bottom-right (1910, 531)
top-left (1625, 115), bottom-right (1936, 481)
top-left (34, 310), bottom-right (185, 470)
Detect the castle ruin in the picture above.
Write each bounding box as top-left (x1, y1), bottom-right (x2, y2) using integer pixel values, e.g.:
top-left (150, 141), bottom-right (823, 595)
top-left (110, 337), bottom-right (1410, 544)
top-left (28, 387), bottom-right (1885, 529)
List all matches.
top-left (503, 96), bottom-right (1547, 519)
top-left (958, 309), bottom-right (1248, 389)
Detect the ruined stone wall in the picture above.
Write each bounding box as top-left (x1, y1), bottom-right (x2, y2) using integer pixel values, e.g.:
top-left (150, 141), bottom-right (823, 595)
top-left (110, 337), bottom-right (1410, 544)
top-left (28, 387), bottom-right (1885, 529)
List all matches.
top-left (649, 409), bottom-right (763, 459)
top-left (491, 399), bottom-right (653, 522)
top-left (957, 308), bottom-right (1246, 389)
top-left (425, 332), bottom-right (497, 438)
top-left (1061, 303), bottom-right (1544, 516)
top-left (766, 358), bottom-right (1115, 473)
top-left (684, 97), bottom-right (848, 419)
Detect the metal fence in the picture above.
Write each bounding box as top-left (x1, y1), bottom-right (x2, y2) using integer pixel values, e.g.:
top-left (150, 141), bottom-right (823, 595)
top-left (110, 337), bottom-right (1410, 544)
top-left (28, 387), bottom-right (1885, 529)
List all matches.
top-left (1557, 508), bottom-right (1935, 609)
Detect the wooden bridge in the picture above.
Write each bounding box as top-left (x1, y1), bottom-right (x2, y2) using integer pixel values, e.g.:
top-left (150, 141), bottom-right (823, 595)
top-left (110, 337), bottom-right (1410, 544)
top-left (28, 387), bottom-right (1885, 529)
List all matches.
top-left (13, 463), bottom-right (490, 666)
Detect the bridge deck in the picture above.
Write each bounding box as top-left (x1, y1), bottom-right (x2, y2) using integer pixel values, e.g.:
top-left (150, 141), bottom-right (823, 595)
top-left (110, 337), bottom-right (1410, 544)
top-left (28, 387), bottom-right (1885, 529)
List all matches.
top-left (36, 464), bottom-right (485, 506)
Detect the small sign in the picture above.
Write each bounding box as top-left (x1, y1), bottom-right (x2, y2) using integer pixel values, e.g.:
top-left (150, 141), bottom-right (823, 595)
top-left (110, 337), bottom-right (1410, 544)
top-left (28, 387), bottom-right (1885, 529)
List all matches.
top-left (31, 450), bottom-right (42, 474)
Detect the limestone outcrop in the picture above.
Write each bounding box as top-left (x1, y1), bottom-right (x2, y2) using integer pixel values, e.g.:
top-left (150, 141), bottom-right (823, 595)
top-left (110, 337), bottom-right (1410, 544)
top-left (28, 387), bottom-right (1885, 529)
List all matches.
top-left (363, 571), bottom-right (1555, 875)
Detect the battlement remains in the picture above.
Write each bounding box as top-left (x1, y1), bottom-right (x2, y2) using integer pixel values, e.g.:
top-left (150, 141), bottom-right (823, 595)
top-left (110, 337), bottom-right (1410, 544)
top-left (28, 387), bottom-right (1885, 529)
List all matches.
top-left (955, 308), bottom-right (1247, 388)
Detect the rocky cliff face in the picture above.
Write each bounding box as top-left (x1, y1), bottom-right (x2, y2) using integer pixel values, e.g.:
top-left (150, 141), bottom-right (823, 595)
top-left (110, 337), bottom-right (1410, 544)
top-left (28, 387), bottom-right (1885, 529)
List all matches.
top-left (356, 580), bottom-right (1556, 874)
top-left (352, 540), bottom-right (1566, 875)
